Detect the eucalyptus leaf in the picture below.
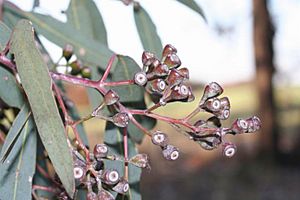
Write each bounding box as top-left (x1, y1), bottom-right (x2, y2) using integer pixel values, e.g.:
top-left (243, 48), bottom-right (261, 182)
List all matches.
top-left (0, 21), bottom-right (11, 51)
top-left (104, 124), bottom-right (142, 200)
top-left (134, 4), bottom-right (162, 55)
top-left (66, 0), bottom-right (108, 45)
top-left (10, 20), bottom-right (75, 197)
top-left (176, 0), bottom-right (206, 22)
top-left (0, 117), bottom-right (37, 200)
top-left (0, 67), bottom-right (24, 109)
top-left (0, 105), bottom-right (30, 162)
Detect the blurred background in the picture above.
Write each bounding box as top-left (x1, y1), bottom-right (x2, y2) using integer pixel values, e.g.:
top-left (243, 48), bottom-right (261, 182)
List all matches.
top-left (8, 0), bottom-right (300, 199)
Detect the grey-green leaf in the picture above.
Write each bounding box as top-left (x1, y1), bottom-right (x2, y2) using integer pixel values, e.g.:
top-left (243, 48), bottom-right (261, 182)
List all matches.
top-left (0, 67), bottom-right (24, 109)
top-left (3, 3), bottom-right (114, 69)
top-left (111, 55), bottom-right (144, 103)
top-left (0, 117), bottom-right (37, 200)
top-left (10, 20), bottom-right (75, 197)
top-left (0, 21), bottom-right (11, 51)
top-left (104, 124), bottom-right (142, 200)
top-left (66, 0), bottom-right (108, 45)
top-left (134, 4), bottom-right (162, 55)
top-left (0, 105), bottom-right (31, 162)
top-left (176, 0), bottom-right (206, 22)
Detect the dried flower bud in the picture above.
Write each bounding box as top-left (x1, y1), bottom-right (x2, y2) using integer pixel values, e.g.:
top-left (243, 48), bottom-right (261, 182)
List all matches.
top-left (69, 60), bottom-right (82, 75)
top-left (147, 63), bottom-right (169, 80)
top-left (101, 169), bottom-right (120, 185)
top-left (81, 66), bottom-right (91, 79)
top-left (222, 142), bottom-right (237, 158)
top-left (163, 53), bottom-right (181, 69)
top-left (151, 131), bottom-right (168, 147)
top-left (73, 165), bottom-right (85, 180)
top-left (199, 82), bottom-right (223, 105)
top-left (63, 44), bottom-right (73, 61)
top-left (113, 178), bottom-right (130, 194)
top-left (162, 44), bottom-right (177, 59)
top-left (129, 153), bottom-right (150, 169)
top-left (104, 90), bottom-right (120, 105)
top-left (97, 190), bottom-right (114, 200)
top-left (231, 118), bottom-right (248, 134)
top-left (94, 144), bottom-right (108, 160)
top-left (245, 116), bottom-right (261, 133)
top-left (86, 191), bottom-right (97, 200)
top-left (134, 71), bottom-right (148, 86)
top-left (112, 112), bottom-right (129, 127)
top-left (162, 145), bottom-right (179, 161)
top-left (146, 79), bottom-right (166, 95)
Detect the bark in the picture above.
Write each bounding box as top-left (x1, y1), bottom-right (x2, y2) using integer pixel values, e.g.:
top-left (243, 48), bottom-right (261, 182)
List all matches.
top-left (253, 0), bottom-right (278, 155)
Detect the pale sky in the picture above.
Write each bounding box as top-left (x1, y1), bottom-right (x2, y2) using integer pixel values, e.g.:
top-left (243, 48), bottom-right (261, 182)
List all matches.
top-left (9, 0), bottom-right (300, 85)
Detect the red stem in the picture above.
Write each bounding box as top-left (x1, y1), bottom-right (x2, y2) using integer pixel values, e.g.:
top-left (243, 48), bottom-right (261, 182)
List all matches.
top-left (102, 79), bottom-right (135, 87)
top-left (0, 55), bottom-right (16, 73)
top-left (99, 54), bottom-right (116, 83)
top-left (123, 128), bottom-right (129, 180)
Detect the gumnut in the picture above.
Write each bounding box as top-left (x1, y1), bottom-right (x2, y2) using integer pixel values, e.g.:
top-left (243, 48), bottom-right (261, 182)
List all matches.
top-left (97, 189), bottom-right (115, 200)
top-left (112, 112), bottom-right (129, 127)
top-left (134, 71), bottom-right (148, 86)
top-left (162, 145), bottom-right (179, 161)
top-left (142, 51), bottom-right (155, 66)
top-left (151, 131), bottom-right (168, 147)
top-left (129, 153), bottom-right (150, 169)
top-left (104, 90), bottom-right (120, 105)
top-left (163, 53), bottom-right (181, 69)
top-left (245, 116), bottom-right (261, 133)
top-left (112, 178), bottom-right (130, 194)
top-left (93, 144), bottom-right (108, 160)
top-left (86, 191), bottom-right (97, 200)
top-left (166, 69), bottom-right (186, 88)
top-left (215, 109), bottom-right (230, 120)
top-left (230, 118), bottom-right (249, 134)
top-left (201, 97), bottom-right (222, 112)
top-left (199, 82), bottom-right (223, 105)
top-left (222, 142), bottom-right (237, 158)
top-left (146, 79), bottom-right (166, 95)
top-left (146, 63), bottom-right (169, 80)
top-left (162, 44), bottom-right (177, 58)
top-left (62, 44), bottom-right (73, 61)
top-left (162, 83), bottom-right (194, 103)
top-left (101, 169), bottom-right (120, 185)
top-left (73, 165), bottom-right (85, 180)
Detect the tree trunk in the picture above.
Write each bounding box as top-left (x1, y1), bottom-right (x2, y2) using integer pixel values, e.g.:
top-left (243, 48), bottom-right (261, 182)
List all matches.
top-left (253, 0), bottom-right (278, 156)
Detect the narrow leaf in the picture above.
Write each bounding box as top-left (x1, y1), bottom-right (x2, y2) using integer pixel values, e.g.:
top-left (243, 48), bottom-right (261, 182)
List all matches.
top-left (0, 67), bottom-right (24, 109)
top-left (0, 117), bottom-right (37, 200)
top-left (10, 20), bottom-right (75, 197)
top-left (66, 0), bottom-right (108, 45)
top-left (3, 3), bottom-right (115, 69)
top-left (176, 0), bottom-right (206, 22)
top-left (111, 55), bottom-right (144, 103)
top-left (104, 124), bottom-right (142, 200)
top-left (134, 4), bottom-right (162, 55)
top-left (0, 105), bottom-right (31, 162)
top-left (0, 21), bottom-right (11, 51)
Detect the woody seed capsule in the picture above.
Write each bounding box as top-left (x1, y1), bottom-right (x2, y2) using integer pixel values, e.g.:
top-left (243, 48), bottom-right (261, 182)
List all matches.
top-left (151, 131), bottom-right (168, 147)
top-left (134, 71), bottom-right (148, 86)
top-left (112, 112), bottom-right (129, 127)
top-left (97, 190), bottom-right (114, 200)
top-left (129, 153), bottom-right (150, 169)
top-left (163, 53), bottom-right (181, 69)
top-left (199, 82), bottom-right (223, 105)
top-left (222, 142), bottom-right (237, 158)
top-left (231, 118), bottom-right (249, 134)
top-left (93, 144), bottom-right (108, 160)
top-left (162, 145), bottom-right (179, 161)
top-left (101, 169), bottom-right (120, 185)
top-left (162, 44), bottom-right (177, 58)
top-left (86, 191), bottom-right (97, 200)
top-left (146, 79), bottom-right (166, 95)
top-left (113, 178), bottom-right (130, 194)
top-left (104, 90), bottom-right (120, 105)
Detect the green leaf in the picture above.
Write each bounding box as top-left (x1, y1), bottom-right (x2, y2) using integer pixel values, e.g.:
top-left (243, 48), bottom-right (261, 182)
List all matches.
top-left (104, 124), bottom-right (142, 200)
top-left (66, 0), bottom-right (108, 45)
top-left (112, 55), bottom-right (144, 103)
top-left (3, 3), bottom-right (115, 69)
top-left (0, 117), bottom-right (37, 200)
top-left (10, 20), bottom-right (75, 197)
top-left (0, 105), bottom-right (31, 162)
top-left (0, 67), bottom-right (24, 109)
top-left (0, 21), bottom-right (11, 51)
top-left (176, 0), bottom-right (206, 22)
top-left (134, 4), bottom-right (162, 55)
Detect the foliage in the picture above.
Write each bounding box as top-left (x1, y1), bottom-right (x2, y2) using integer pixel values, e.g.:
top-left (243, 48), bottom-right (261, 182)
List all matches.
top-left (0, 1), bottom-right (259, 200)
